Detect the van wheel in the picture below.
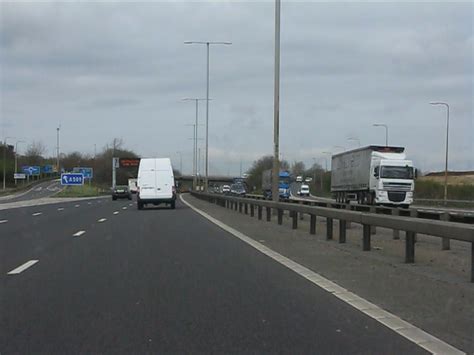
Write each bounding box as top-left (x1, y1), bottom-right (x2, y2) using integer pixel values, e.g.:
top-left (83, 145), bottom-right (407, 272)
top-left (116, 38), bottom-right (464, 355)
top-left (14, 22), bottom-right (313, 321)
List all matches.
top-left (170, 201), bottom-right (176, 210)
top-left (137, 201), bottom-right (143, 210)
top-left (112, 196), bottom-right (117, 201)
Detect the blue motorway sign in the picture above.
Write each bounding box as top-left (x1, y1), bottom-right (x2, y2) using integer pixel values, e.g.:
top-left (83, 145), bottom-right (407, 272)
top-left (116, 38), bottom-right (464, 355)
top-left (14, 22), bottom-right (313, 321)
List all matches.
top-left (22, 166), bottom-right (41, 176)
top-left (42, 165), bottom-right (53, 174)
top-left (61, 173), bottom-right (84, 186)
top-left (73, 167), bottom-right (93, 179)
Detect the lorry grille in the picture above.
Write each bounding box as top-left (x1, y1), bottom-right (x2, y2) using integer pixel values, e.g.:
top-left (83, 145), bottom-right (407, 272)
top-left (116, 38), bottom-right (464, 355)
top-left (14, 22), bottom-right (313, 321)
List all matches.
top-left (383, 182), bottom-right (411, 191)
top-left (388, 192), bottom-right (406, 202)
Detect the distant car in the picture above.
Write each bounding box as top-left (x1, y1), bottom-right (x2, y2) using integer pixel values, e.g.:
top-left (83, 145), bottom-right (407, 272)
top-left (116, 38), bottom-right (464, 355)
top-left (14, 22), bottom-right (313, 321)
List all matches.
top-left (296, 176), bottom-right (303, 182)
top-left (297, 184), bottom-right (310, 196)
top-left (230, 183), bottom-right (246, 196)
top-left (112, 185), bottom-right (132, 200)
top-left (305, 177), bottom-right (313, 183)
top-left (221, 185), bottom-right (231, 194)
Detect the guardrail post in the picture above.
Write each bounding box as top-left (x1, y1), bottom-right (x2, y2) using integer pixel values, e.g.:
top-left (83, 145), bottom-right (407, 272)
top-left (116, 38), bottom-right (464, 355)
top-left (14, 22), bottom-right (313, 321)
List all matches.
top-left (244, 203), bottom-right (248, 215)
top-left (410, 210), bottom-right (418, 243)
top-left (392, 209), bottom-right (400, 240)
top-left (339, 220), bottom-right (346, 243)
top-left (310, 215), bottom-right (316, 235)
top-left (277, 209), bottom-right (283, 225)
top-left (258, 206), bottom-right (262, 220)
top-left (363, 224), bottom-right (371, 251)
top-left (440, 213), bottom-right (451, 250)
top-left (250, 204), bottom-right (255, 217)
top-left (405, 231), bottom-right (415, 263)
top-left (266, 207), bottom-right (271, 222)
top-left (471, 242), bottom-right (474, 283)
top-left (292, 211), bottom-right (298, 229)
top-left (370, 207), bottom-right (377, 235)
top-left (238, 202), bottom-right (243, 213)
top-left (326, 218), bottom-right (333, 240)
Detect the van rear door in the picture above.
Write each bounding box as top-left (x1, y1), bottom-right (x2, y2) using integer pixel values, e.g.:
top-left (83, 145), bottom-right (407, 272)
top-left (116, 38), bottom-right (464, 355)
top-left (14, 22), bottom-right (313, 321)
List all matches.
top-left (155, 170), bottom-right (173, 199)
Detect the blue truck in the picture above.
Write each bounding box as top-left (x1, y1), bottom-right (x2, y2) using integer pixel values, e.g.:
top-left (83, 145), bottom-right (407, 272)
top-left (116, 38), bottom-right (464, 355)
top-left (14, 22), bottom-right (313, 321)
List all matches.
top-left (262, 169), bottom-right (291, 199)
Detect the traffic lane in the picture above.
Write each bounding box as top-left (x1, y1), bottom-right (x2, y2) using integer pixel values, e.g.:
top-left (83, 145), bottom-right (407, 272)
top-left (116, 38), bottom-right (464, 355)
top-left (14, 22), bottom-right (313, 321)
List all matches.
top-left (0, 180), bottom-right (62, 204)
top-left (2, 199), bottom-right (426, 354)
top-left (0, 197), bottom-right (132, 275)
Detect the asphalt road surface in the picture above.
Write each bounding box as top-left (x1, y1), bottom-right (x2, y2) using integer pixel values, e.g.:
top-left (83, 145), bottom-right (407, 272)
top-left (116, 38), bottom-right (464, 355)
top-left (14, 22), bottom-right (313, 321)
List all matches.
top-left (0, 180), bottom-right (62, 204)
top-left (0, 196), bottom-right (427, 354)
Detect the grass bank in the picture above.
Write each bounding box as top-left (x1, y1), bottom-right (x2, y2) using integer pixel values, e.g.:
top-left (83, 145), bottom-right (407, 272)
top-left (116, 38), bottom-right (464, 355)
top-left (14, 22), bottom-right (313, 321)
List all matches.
top-left (55, 185), bottom-right (109, 198)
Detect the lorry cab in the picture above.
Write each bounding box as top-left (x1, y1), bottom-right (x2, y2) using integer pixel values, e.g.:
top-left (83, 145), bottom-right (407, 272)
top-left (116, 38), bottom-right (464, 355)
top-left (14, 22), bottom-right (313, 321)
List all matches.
top-left (137, 158), bottom-right (176, 210)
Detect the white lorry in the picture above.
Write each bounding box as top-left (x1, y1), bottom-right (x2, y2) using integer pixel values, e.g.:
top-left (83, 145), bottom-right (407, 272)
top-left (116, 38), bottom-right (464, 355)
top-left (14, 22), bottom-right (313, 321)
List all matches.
top-left (137, 158), bottom-right (176, 210)
top-left (330, 146), bottom-right (415, 207)
top-left (128, 178), bottom-right (138, 194)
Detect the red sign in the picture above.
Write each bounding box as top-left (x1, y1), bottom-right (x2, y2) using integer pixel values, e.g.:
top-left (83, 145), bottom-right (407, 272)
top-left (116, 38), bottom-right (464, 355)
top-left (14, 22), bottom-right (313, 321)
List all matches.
top-left (119, 158), bottom-right (141, 168)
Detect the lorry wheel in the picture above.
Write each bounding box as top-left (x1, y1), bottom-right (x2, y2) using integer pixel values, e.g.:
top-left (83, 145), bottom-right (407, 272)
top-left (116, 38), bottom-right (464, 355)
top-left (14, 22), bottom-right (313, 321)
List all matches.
top-left (170, 201), bottom-right (176, 209)
top-left (112, 196), bottom-right (117, 201)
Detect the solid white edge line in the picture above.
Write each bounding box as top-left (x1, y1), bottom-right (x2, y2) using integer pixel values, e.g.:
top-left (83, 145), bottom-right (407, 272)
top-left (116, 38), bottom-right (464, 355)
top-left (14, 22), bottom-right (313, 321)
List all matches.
top-left (7, 260), bottom-right (39, 275)
top-left (73, 230), bottom-right (86, 237)
top-left (0, 220), bottom-right (8, 224)
top-left (179, 194), bottom-right (465, 355)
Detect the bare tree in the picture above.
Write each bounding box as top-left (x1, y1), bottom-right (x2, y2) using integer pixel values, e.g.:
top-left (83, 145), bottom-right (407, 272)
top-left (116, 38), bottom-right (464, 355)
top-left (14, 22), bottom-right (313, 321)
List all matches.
top-left (23, 141), bottom-right (47, 166)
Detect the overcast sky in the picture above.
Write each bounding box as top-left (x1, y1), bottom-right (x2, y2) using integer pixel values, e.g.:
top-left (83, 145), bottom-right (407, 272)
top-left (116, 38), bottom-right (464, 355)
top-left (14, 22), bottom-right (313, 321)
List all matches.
top-left (1, 1), bottom-right (472, 175)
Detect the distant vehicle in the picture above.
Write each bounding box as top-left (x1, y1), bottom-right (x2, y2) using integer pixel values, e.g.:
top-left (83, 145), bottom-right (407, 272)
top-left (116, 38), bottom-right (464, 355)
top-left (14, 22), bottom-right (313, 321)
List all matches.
top-left (296, 176), bottom-right (303, 182)
top-left (137, 158), bottom-right (176, 210)
top-left (128, 178), bottom-right (138, 194)
top-left (298, 184), bottom-right (310, 196)
top-left (112, 185), bottom-right (132, 201)
top-left (331, 146), bottom-right (415, 207)
top-left (305, 177), bottom-right (313, 183)
top-left (262, 170), bottom-right (291, 199)
top-left (230, 183), bottom-right (246, 196)
top-left (221, 185), bottom-right (231, 194)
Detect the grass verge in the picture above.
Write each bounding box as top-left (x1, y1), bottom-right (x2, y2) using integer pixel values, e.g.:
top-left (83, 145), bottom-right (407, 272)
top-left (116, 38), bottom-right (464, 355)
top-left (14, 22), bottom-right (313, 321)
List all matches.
top-left (55, 185), bottom-right (108, 198)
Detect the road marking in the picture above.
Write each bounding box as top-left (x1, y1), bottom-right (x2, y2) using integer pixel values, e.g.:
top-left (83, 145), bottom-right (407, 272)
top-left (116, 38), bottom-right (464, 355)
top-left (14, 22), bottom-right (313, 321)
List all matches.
top-left (57, 207), bottom-right (64, 211)
top-left (129, 203), bottom-right (133, 206)
top-left (73, 230), bottom-right (86, 237)
top-left (32, 212), bottom-right (42, 216)
top-left (0, 220), bottom-right (8, 224)
top-left (180, 195), bottom-right (464, 355)
top-left (98, 218), bottom-right (107, 223)
top-left (88, 202), bottom-right (92, 205)
top-left (7, 260), bottom-right (39, 275)
top-left (122, 207), bottom-right (127, 210)
top-left (113, 211), bottom-right (119, 215)
top-left (75, 204), bottom-right (80, 208)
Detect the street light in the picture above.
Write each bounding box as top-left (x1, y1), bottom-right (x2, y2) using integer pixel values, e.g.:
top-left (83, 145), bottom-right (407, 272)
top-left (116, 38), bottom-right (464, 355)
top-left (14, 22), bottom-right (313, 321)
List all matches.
top-left (430, 102), bottom-right (450, 205)
top-left (347, 137), bottom-right (361, 147)
top-left (2, 136), bottom-right (14, 191)
top-left (271, 0), bottom-right (281, 203)
top-left (14, 140), bottom-right (26, 185)
top-left (184, 41), bottom-right (232, 191)
top-left (373, 123), bottom-right (388, 146)
top-left (182, 97), bottom-right (208, 189)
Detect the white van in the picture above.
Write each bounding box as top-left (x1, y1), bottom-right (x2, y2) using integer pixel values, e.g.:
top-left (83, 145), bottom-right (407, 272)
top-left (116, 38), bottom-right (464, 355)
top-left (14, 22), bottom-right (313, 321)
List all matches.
top-left (137, 158), bottom-right (176, 210)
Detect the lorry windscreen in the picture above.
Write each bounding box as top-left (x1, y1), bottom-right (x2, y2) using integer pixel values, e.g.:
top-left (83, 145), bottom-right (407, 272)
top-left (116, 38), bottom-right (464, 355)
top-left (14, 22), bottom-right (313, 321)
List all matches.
top-left (380, 166), bottom-right (414, 179)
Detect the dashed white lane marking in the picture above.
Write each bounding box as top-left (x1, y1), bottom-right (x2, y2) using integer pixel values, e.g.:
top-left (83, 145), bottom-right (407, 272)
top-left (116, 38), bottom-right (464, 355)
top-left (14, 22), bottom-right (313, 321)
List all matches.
top-left (129, 203), bottom-right (133, 206)
top-left (180, 195), bottom-right (464, 355)
top-left (73, 230), bottom-right (86, 237)
top-left (98, 218), bottom-right (107, 223)
top-left (113, 211), bottom-right (119, 215)
top-left (7, 260), bottom-right (39, 275)
top-left (32, 212), bottom-right (42, 216)
top-left (57, 208), bottom-right (64, 211)
top-left (75, 204), bottom-right (80, 208)
top-left (0, 220), bottom-right (8, 224)
top-left (122, 207), bottom-right (127, 210)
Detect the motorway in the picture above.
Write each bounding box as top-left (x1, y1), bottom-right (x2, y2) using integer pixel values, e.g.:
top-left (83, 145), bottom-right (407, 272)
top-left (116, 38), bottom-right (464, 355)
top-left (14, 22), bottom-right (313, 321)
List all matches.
top-left (0, 195), bottom-right (431, 354)
top-left (0, 180), bottom-right (62, 204)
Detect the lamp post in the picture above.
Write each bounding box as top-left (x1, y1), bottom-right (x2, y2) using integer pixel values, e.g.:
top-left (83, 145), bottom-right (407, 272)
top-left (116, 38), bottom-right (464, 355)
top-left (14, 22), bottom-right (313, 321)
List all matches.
top-left (184, 41), bottom-right (232, 191)
top-left (373, 123), bottom-right (388, 146)
top-left (272, 0), bottom-right (281, 203)
top-left (182, 98), bottom-right (208, 189)
top-left (2, 136), bottom-right (13, 191)
top-left (14, 140), bottom-right (26, 185)
top-left (430, 102), bottom-right (450, 205)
